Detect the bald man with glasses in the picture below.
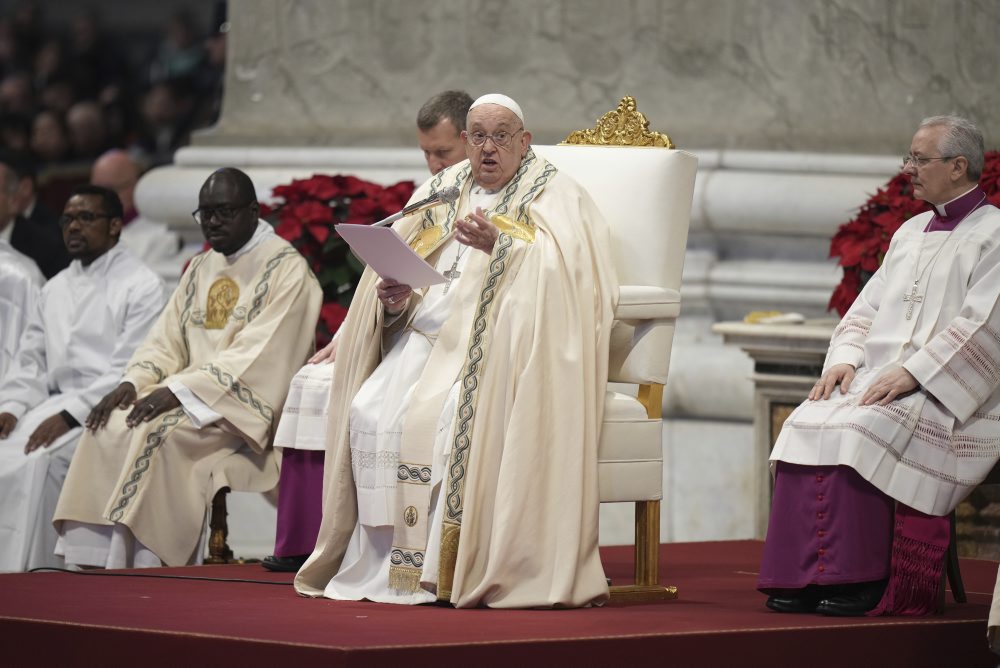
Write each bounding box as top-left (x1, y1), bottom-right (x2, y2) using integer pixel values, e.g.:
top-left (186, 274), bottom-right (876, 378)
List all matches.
top-left (759, 115), bottom-right (1000, 618)
top-left (54, 168), bottom-right (322, 569)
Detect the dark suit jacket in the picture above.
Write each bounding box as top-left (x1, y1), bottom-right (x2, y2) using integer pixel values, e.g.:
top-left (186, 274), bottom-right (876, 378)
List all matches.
top-left (10, 202), bottom-right (71, 279)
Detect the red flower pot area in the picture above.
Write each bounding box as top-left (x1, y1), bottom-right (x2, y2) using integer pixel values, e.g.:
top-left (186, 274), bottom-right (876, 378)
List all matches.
top-left (261, 174), bottom-right (416, 346)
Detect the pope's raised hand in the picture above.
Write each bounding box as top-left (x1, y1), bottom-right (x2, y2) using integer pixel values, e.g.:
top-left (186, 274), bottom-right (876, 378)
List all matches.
top-left (455, 207), bottom-right (499, 254)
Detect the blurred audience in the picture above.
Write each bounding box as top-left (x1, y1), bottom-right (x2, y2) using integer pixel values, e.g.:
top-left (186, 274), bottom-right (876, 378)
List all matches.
top-left (0, 1), bottom-right (228, 200)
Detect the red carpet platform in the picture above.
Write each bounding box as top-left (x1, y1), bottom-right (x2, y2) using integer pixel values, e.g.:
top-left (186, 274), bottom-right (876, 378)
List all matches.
top-left (0, 540), bottom-right (996, 667)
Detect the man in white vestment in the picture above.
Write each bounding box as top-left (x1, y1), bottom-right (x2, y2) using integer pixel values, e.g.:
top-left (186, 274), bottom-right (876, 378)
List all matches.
top-left (262, 90), bottom-right (475, 573)
top-left (294, 94), bottom-right (617, 608)
top-left (0, 187), bottom-right (44, 380)
top-left (0, 185), bottom-right (163, 571)
top-left (759, 115), bottom-right (1000, 617)
top-left (53, 168), bottom-right (322, 568)
top-left (91, 149), bottom-right (188, 289)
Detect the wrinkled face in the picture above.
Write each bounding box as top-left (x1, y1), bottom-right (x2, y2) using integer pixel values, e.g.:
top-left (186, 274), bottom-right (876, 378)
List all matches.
top-left (417, 117), bottom-right (467, 175)
top-left (903, 125), bottom-right (967, 205)
top-left (463, 104), bottom-right (531, 190)
top-left (60, 193), bottom-right (120, 265)
top-left (196, 175), bottom-right (259, 255)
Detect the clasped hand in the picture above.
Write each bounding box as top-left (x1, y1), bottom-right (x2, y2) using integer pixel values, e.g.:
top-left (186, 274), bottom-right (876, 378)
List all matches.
top-left (809, 363), bottom-right (918, 406)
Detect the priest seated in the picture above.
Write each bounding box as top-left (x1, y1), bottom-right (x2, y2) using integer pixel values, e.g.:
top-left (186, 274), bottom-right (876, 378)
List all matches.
top-left (293, 94), bottom-right (617, 608)
top-left (53, 168), bottom-right (322, 568)
top-left (0, 185), bottom-right (164, 571)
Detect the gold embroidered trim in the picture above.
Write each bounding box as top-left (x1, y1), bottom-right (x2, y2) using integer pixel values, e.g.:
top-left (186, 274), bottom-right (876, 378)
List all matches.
top-left (409, 225), bottom-right (445, 258)
top-left (491, 214), bottom-right (536, 244)
top-left (437, 522), bottom-right (460, 601)
top-left (388, 566), bottom-right (422, 594)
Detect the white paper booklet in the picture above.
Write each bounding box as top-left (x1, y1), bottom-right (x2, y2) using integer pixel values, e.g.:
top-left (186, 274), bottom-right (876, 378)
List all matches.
top-left (334, 224), bottom-right (446, 288)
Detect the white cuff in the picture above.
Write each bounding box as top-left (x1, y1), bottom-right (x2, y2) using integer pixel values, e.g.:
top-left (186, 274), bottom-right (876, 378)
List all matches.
top-left (167, 381), bottom-right (223, 429)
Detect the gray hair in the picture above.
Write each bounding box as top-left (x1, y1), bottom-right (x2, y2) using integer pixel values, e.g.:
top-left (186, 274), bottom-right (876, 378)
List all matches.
top-left (919, 114), bottom-right (985, 180)
top-left (417, 90), bottom-right (473, 132)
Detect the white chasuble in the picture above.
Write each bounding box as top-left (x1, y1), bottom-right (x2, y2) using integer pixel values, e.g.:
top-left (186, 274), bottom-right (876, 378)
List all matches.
top-left (0, 245), bottom-right (163, 571)
top-left (296, 150), bottom-right (618, 609)
top-left (53, 229), bottom-right (322, 567)
top-left (772, 206), bottom-right (1000, 516)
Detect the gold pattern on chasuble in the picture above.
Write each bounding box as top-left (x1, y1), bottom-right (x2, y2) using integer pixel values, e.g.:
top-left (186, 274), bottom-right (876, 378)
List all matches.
top-left (205, 278), bottom-right (240, 329)
top-left (491, 214), bottom-right (536, 244)
top-left (562, 95), bottom-right (675, 148)
top-left (437, 522), bottom-right (460, 600)
top-left (403, 505), bottom-right (419, 527)
top-left (408, 225), bottom-right (445, 258)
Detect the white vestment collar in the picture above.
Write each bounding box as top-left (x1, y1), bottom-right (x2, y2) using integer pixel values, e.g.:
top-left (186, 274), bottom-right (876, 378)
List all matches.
top-left (224, 220), bottom-right (274, 264)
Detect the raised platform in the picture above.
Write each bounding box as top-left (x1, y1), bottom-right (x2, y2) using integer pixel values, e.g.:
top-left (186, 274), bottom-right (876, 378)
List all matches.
top-left (0, 541), bottom-right (995, 667)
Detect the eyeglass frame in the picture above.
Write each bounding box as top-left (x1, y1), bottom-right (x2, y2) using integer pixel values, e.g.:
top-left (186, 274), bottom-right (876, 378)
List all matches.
top-left (901, 154), bottom-right (957, 169)
top-left (58, 210), bottom-right (111, 228)
top-left (464, 127), bottom-right (524, 149)
top-left (191, 200), bottom-right (256, 225)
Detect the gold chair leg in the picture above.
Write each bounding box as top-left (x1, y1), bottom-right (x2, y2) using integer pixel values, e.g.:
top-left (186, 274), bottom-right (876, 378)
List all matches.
top-left (204, 486), bottom-right (234, 564)
top-left (609, 500), bottom-right (678, 603)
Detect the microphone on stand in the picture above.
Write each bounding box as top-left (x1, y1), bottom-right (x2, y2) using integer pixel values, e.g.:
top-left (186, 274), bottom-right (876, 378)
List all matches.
top-left (371, 185), bottom-right (461, 228)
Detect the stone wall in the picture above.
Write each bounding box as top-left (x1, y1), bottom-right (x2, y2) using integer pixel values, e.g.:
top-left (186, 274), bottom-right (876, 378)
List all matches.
top-left (202, 0), bottom-right (1000, 151)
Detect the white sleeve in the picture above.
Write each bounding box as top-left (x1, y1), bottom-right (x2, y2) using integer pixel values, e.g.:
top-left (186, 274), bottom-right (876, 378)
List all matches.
top-left (168, 380), bottom-right (224, 428)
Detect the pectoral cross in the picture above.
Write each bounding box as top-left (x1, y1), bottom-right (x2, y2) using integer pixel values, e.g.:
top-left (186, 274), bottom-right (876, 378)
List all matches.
top-left (902, 281), bottom-right (923, 320)
top-left (442, 257), bottom-right (461, 295)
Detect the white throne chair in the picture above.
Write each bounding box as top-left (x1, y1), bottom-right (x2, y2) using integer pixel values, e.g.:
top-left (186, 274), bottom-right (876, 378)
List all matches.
top-left (534, 96), bottom-right (697, 602)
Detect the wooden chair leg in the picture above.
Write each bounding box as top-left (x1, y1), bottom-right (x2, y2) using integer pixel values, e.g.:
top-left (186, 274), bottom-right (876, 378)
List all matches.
top-left (204, 486), bottom-right (234, 564)
top-left (947, 510), bottom-right (966, 603)
top-left (608, 500), bottom-right (678, 603)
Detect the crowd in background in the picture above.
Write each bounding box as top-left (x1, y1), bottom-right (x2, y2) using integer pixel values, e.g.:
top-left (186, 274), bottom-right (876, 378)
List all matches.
top-left (0, 1), bottom-right (226, 215)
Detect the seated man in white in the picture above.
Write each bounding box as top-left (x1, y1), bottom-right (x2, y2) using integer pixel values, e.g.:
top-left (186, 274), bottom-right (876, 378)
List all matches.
top-left (0, 217), bottom-right (44, 380)
top-left (294, 94), bottom-right (617, 608)
top-left (53, 168), bottom-right (322, 569)
top-left (0, 185), bottom-right (164, 572)
top-left (263, 89), bottom-right (474, 573)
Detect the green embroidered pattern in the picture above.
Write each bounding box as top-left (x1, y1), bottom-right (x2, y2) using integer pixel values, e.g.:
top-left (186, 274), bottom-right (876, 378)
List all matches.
top-left (127, 361), bottom-right (166, 384)
top-left (444, 232), bottom-right (515, 522)
top-left (108, 408), bottom-right (185, 522)
top-left (201, 363), bottom-right (274, 423)
top-left (247, 247), bottom-right (299, 323)
top-left (422, 164), bottom-right (470, 236)
top-left (179, 253), bottom-right (209, 365)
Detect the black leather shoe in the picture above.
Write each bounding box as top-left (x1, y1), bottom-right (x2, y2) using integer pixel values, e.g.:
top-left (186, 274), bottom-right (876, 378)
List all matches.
top-left (816, 580), bottom-right (887, 617)
top-left (766, 594), bottom-right (820, 614)
top-left (261, 554), bottom-right (308, 572)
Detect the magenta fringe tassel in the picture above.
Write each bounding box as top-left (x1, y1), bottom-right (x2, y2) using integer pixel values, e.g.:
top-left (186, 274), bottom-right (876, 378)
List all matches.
top-left (868, 504), bottom-right (950, 617)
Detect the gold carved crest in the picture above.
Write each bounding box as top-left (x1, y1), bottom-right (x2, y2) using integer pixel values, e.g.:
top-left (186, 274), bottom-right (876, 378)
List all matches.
top-left (562, 96), bottom-right (675, 148)
top-left (206, 278), bottom-right (240, 329)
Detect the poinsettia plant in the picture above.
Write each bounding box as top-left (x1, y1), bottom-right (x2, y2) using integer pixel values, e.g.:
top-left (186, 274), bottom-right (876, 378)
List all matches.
top-left (261, 174), bottom-right (416, 347)
top-left (828, 150), bottom-right (1000, 316)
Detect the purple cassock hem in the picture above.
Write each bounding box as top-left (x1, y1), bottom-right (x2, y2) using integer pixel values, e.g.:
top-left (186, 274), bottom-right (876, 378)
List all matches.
top-left (273, 448), bottom-right (325, 557)
top-left (757, 462), bottom-right (893, 593)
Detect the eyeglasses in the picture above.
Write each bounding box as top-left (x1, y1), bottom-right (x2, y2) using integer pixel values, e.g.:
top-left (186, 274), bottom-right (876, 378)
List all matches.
top-left (466, 128), bottom-right (523, 149)
top-left (59, 211), bottom-right (109, 228)
top-left (191, 201), bottom-right (254, 225)
top-left (901, 154), bottom-right (956, 169)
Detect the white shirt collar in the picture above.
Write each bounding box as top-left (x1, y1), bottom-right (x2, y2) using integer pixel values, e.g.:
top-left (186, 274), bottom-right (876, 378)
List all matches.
top-left (224, 220), bottom-right (274, 263)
